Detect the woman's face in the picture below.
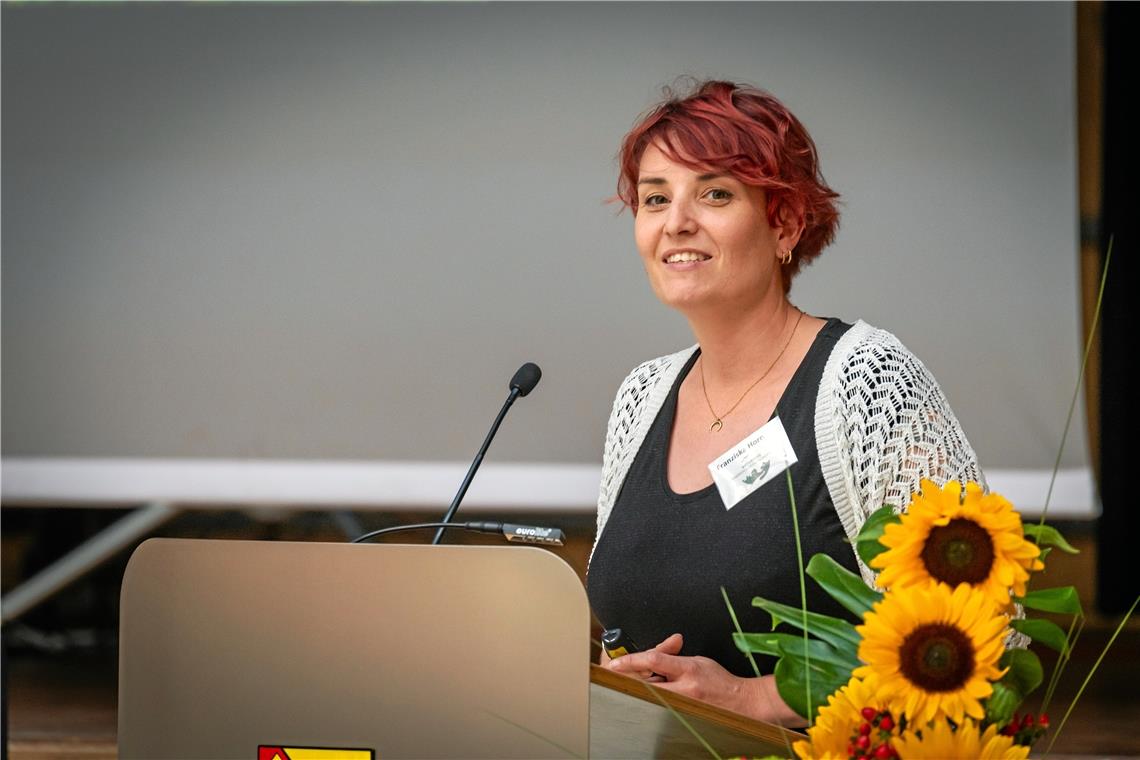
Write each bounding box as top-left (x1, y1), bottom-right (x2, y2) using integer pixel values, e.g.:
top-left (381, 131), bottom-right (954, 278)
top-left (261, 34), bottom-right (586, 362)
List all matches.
top-left (634, 142), bottom-right (788, 314)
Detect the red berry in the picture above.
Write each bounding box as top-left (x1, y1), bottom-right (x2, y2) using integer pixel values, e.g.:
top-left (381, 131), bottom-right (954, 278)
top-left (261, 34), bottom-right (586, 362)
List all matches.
top-left (873, 744), bottom-right (893, 759)
top-left (847, 742), bottom-right (856, 757)
top-left (860, 722), bottom-right (872, 735)
top-left (857, 735), bottom-right (871, 750)
top-left (879, 716), bottom-right (894, 731)
top-left (1023, 714), bottom-right (1035, 729)
top-left (1039, 713), bottom-right (1050, 728)
top-left (862, 707), bottom-right (877, 721)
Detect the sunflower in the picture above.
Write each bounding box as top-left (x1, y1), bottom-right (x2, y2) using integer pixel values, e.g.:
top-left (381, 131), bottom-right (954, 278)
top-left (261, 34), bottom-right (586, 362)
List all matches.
top-left (872, 479), bottom-right (1043, 608)
top-left (793, 675), bottom-right (895, 760)
top-left (891, 718), bottom-right (1030, 759)
top-left (855, 582), bottom-right (1007, 725)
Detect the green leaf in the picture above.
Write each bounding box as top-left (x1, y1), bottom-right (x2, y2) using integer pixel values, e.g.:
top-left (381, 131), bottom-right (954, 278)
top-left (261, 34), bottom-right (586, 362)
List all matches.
top-left (1039, 546), bottom-right (1053, 560)
top-left (734, 632), bottom-right (860, 671)
top-left (1023, 523), bottom-right (1079, 554)
top-left (806, 554), bottom-right (883, 617)
top-left (1010, 618), bottom-right (1071, 655)
top-left (775, 636), bottom-right (860, 673)
top-left (1000, 648), bottom-right (1044, 695)
top-left (732, 632), bottom-right (859, 724)
top-left (752, 597), bottom-right (862, 650)
top-left (853, 505), bottom-right (901, 567)
top-left (732, 632), bottom-right (783, 659)
top-left (984, 681), bottom-right (1023, 726)
top-left (1018, 586), bottom-right (1082, 616)
top-left (985, 649), bottom-right (1042, 727)
top-left (774, 653), bottom-right (851, 721)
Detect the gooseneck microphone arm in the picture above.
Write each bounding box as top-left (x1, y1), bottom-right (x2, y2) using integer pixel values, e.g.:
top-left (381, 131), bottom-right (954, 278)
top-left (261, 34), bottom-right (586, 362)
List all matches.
top-left (430, 387), bottom-right (520, 545)
top-left (431, 363), bottom-right (541, 545)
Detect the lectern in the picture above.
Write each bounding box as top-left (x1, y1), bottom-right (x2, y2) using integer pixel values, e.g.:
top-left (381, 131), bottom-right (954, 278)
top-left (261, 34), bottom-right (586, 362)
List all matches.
top-left (119, 539), bottom-right (800, 758)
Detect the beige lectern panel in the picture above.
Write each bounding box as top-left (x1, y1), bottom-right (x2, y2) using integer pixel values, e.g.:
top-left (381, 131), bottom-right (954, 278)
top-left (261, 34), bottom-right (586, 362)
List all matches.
top-left (119, 540), bottom-right (590, 759)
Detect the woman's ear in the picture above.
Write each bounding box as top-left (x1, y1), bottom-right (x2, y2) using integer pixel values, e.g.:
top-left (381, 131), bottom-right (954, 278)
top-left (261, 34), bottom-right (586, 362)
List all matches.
top-left (775, 202), bottom-right (806, 252)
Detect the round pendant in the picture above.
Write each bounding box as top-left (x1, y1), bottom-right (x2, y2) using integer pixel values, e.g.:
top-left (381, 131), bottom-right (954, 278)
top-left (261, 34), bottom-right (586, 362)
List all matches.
top-left (710, 419), bottom-right (724, 433)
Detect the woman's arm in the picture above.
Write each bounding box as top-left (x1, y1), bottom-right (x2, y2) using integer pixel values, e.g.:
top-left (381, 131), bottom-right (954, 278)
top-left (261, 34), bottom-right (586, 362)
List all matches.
top-left (603, 633), bottom-right (807, 728)
top-left (822, 325), bottom-right (1029, 646)
top-left (817, 324), bottom-right (986, 583)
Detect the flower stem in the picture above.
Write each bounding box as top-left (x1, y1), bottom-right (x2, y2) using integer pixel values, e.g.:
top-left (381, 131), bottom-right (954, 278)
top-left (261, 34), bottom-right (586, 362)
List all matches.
top-left (1037, 235), bottom-right (1111, 532)
top-left (722, 586), bottom-right (763, 678)
top-left (722, 587), bottom-right (796, 758)
top-left (786, 467), bottom-right (812, 726)
top-left (644, 680), bottom-right (725, 760)
top-left (1044, 594), bottom-right (1137, 757)
top-left (1040, 612), bottom-right (1082, 716)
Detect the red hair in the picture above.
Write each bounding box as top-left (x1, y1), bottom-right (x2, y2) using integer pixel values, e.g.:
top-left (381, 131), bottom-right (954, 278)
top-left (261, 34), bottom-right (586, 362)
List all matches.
top-left (616, 80), bottom-right (841, 291)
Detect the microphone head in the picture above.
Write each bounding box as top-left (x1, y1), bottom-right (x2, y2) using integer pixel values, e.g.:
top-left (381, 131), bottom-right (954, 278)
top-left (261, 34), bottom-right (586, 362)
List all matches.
top-left (509, 362), bottom-right (542, 397)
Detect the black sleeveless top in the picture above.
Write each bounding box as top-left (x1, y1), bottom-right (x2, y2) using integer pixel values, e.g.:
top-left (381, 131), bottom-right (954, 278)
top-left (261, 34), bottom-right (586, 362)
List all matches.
top-left (587, 318), bottom-right (861, 677)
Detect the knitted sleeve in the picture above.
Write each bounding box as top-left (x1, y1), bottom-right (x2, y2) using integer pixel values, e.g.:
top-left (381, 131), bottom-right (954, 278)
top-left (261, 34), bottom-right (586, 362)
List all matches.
top-left (815, 323), bottom-right (1030, 648)
top-left (594, 356), bottom-right (670, 553)
top-left (592, 347), bottom-right (697, 563)
top-left (815, 323), bottom-right (987, 585)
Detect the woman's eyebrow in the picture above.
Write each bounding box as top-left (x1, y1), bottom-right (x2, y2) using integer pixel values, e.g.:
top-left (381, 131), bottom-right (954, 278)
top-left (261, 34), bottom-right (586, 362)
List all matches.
top-left (638, 172), bottom-right (725, 186)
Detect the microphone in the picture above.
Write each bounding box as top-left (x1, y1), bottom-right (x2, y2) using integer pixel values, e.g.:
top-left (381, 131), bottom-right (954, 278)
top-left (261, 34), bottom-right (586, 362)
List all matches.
top-left (510, 362), bottom-right (542, 397)
top-left (352, 521), bottom-right (564, 546)
top-left (431, 362), bottom-right (542, 545)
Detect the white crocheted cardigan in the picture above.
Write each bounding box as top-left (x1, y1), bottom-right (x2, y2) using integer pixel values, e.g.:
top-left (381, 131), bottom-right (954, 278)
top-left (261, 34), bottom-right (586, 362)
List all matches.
top-left (591, 320), bottom-right (987, 586)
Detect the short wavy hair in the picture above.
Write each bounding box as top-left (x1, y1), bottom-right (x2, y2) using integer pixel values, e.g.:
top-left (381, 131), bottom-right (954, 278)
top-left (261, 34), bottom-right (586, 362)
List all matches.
top-left (616, 80), bottom-right (841, 292)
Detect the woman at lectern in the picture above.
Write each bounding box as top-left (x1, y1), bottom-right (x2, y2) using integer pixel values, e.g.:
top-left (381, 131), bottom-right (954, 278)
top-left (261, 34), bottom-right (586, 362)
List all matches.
top-left (585, 80), bottom-right (984, 727)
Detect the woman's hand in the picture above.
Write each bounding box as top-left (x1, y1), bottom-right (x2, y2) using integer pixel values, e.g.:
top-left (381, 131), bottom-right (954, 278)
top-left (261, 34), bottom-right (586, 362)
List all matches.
top-left (601, 632), bottom-right (684, 682)
top-left (605, 633), bottom-right (806, 727)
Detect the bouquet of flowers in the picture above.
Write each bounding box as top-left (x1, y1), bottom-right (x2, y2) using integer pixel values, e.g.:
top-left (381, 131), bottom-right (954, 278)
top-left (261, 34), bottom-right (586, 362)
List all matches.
top-left (734, 478), bottom-right (1114, 759)
top-left (721, 245), bottom-right (1140, 759)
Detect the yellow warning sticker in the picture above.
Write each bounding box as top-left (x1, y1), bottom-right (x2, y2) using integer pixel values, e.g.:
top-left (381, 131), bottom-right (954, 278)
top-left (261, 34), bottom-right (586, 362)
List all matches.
top-left (258, 746), bottom-right (373, 760)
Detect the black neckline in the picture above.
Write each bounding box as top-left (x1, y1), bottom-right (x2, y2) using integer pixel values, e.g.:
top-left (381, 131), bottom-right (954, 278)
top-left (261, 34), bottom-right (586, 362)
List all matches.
top-left (658, 318), bottom-right (839, 502)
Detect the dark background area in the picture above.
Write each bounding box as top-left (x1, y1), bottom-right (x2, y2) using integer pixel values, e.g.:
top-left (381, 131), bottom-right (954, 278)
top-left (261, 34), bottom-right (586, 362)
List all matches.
top-left (1097, 0), bottom-right (1139, 616)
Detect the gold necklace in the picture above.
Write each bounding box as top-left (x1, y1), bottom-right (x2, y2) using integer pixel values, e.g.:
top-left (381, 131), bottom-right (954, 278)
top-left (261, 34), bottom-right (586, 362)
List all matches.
top-left (698, 309), bottom-right (805, 432)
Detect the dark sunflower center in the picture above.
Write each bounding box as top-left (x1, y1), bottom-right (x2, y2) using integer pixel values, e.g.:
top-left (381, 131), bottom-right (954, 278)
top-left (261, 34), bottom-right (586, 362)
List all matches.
top-left (898, 623), bottom-right (976, 692)
top-left (920, 518), bottom-right (995, 585)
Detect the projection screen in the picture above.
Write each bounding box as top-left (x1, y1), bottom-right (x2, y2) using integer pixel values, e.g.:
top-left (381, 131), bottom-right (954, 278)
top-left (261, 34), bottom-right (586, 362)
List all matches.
top-left (2, 2), bottom-right (1091, 515)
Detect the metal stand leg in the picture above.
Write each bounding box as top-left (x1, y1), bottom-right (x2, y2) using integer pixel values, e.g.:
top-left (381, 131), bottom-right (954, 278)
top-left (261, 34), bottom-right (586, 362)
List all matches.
top-left (1, 502), bottom-right (177, 624)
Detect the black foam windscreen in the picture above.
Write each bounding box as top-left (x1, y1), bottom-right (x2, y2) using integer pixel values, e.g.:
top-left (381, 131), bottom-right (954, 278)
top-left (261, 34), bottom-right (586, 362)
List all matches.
top-left (509, 362), bottom-right (542, 397)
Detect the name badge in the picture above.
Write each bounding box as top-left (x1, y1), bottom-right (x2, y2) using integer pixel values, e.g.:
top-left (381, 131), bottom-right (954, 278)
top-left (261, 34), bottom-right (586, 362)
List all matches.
top-left (707, 416), bottom-right (797, 510)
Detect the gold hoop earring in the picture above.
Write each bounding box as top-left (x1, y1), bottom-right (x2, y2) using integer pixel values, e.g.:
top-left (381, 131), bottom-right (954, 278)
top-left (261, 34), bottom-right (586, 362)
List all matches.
top-left (778, 249), bottom-right (793, 265)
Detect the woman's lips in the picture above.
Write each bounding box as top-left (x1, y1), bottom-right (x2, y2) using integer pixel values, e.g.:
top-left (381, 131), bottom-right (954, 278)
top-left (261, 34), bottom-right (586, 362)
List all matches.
top-left (663, 250), bottom-right (712, 270)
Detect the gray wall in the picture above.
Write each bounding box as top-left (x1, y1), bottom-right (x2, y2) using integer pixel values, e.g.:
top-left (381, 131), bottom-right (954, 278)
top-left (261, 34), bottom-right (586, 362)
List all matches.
top-left (2, 2), bottom-right (1083, 471)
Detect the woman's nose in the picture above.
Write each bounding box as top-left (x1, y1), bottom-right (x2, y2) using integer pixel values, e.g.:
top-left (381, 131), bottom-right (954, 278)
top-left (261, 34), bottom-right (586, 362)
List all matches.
top-left (663, 197), bottom-right (699, 236)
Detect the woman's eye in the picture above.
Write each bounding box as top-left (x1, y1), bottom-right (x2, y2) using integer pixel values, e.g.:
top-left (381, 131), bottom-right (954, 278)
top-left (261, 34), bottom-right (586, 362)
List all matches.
top-left (704, 188), bottom-right (733, 202)
top-left (642, 194), bottom-right (669, 208)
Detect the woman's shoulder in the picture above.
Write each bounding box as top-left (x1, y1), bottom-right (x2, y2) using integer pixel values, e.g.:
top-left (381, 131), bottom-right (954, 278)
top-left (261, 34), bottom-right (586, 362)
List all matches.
top-left (824, 320), bottom-right (933, 378)
top-left (611, 344), bottom-right (698, 398)
top-left (819, 320), bottom-right (949, 416)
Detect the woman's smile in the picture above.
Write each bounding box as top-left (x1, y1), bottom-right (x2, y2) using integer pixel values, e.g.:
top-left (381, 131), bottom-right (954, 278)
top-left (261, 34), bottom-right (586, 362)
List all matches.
top-left (663, 248), bottom-right (713, 268)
